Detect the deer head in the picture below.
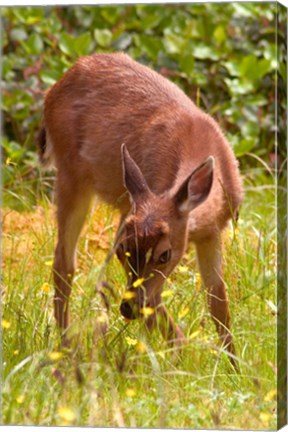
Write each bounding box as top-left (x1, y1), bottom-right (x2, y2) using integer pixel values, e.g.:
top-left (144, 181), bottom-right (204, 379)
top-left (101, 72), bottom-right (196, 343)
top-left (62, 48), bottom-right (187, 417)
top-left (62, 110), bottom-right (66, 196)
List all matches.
top-left (116, 144), bottom-right (214, 320)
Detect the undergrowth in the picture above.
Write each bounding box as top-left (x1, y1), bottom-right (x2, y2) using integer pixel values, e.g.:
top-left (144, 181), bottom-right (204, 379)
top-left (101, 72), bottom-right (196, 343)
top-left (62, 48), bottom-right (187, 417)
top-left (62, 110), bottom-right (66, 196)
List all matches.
top-left (2, 167), bottom-right (277, 428)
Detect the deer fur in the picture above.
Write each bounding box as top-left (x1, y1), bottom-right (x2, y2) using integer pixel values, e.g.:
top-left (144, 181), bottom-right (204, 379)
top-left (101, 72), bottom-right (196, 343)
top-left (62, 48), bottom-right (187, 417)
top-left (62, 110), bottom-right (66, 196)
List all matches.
top-left (38, 52), bottom-right (243, 368)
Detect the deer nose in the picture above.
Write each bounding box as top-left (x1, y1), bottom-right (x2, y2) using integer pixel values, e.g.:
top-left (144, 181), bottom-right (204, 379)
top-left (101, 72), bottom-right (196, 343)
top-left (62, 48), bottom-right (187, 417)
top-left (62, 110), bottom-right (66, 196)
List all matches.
top-left (120, 301), bottom-right (138, 320)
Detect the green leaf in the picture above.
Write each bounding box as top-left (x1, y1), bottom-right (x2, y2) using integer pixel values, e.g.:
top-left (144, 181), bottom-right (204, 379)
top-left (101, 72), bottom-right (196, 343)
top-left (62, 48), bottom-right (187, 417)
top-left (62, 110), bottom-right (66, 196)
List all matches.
top-left (246, 95), bottom-right (268, 107)
top-left (233, 138), bottom-right (255, 157)
top-left (257, 58), bottom-right (272, 79)
top-left (134, 34), bottom-right (162, 60)
top-left (21, 33), bottom-right (43, 55)
top-left (163, 30), bottom-right (186, 55)
top-left (112, 32), bottom-right (133, 51)
top-left (25, 9), bottom-right (44, 25)
top-left (239, 56), bottom-right (272, 82)
top-left (213, 25), bottom-right (226, 45)
top-left (29, 33), bottom-right (43, 55)
top-left (262, 42), bottom-right (277, 69)
top-left (59, 33), bottom-right (75, 57)
top-left (141, 13), bottom-right (162, 30)
top-left (241, 121), bottom-right (260, 138)
top-left (94, 29), bottom-right (112, 48)
top-left (40, 70), bottom-right (62, 86)
top-left (193, 44), bottom-right (219, 61)
top-left (13, 7), bottom-right (43, 25)
top-left (74, 32), bottom-right (92, 56)
top-left (2, 56), bottom-right (16, 80)
top-left (224, 78), bottom-right (254, 95)
top-left (239, 55), bottom-right (258, 80)
top-left (3, 140), bottom-right (26, 162)
top-left (101, 7), bottom-right (122, 25)
top-left (179, 55), bottom-right (194, 77)
top-left (10, 28), bottom-right (27, 42)
top-left (232, 3), bottom-right (256, 18)
top-left (279, 62), bottom-right (287, 86)
top-left (223, 61), bottom-right (240, 77)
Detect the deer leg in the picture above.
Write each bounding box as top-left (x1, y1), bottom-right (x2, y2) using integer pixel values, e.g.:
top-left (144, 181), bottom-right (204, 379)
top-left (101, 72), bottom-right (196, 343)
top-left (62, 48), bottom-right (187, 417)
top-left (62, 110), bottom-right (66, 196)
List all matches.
top-left (195, 234), bottom-right (238, 370)
top-left (53, 177), bottom-right (92, 332)
top-left (145, 296), bottom-right (186, 347)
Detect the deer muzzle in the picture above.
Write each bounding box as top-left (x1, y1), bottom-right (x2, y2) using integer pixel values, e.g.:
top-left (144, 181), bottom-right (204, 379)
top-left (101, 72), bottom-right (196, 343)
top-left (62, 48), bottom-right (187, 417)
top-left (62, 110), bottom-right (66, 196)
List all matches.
top-left (120, 300), bottom-right (139, 320)
top-left (120, 287), bottom-right (146, 320)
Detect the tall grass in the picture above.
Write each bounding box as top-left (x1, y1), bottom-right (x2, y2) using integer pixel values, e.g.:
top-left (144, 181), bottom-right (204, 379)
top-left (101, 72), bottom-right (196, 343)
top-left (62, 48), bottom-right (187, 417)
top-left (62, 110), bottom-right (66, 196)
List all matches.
top-left (2, 167), bottom-right (277, 428)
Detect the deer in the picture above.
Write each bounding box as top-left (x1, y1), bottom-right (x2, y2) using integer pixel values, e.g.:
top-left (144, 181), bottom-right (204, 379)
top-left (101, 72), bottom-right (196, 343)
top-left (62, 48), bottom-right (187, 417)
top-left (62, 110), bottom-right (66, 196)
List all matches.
top-left (38, 52), bottom-right (243, 369)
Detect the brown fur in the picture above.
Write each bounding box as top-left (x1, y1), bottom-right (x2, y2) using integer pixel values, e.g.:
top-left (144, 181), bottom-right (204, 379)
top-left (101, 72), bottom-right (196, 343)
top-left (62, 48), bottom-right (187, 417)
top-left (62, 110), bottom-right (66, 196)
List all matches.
top-left (40, 53), bottom-right (243, 369)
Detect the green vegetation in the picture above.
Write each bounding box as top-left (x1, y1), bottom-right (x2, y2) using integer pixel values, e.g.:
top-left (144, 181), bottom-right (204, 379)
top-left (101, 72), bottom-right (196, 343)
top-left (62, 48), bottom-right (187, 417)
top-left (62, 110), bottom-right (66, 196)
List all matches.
top-left (2, 178), bottom-right (277, 428)
top-left (2, 3), bottom-right (282, 429)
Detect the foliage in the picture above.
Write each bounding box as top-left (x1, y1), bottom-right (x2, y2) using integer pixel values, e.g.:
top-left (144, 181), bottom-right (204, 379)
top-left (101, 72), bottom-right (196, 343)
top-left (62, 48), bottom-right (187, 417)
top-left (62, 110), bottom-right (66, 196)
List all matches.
top-left (1, 3), bottom-right (282, 209)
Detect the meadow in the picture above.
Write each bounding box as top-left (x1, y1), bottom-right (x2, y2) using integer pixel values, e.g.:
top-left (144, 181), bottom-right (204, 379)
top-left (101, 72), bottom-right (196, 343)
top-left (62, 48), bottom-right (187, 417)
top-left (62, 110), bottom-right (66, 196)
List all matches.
top-left (2, 165), bottom-right (277, 428)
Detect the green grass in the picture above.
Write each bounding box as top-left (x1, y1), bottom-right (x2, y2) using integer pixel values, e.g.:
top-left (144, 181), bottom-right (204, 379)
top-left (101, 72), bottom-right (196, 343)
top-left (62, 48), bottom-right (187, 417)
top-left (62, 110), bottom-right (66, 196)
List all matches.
top-left (2, 168), bottom-right (277, 428)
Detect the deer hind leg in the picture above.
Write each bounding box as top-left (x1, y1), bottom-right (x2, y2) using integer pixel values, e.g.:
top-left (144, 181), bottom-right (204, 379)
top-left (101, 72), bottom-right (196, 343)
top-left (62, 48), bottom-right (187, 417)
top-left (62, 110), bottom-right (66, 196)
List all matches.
top-left (53, 175), bottom-right (93, 332)
top-left (195, 234), bottom-right (238, 369)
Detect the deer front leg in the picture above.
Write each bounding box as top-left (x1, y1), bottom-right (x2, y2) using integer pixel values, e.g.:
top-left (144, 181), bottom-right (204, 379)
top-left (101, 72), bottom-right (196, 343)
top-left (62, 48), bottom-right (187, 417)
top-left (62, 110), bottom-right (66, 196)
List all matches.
top-left (145, 298), bottom-right (187, 347)
top-left (195, 234), bottom-right (238, 370)
top-left (53, 176), bottom-right (92, 334)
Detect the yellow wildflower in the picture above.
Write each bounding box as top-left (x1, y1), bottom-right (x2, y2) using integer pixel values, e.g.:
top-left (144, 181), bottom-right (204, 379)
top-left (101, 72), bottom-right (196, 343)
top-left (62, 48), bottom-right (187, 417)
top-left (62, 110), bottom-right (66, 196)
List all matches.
top-left (228, 224), bottom-right (239, 239)
top-left (125, 336), bottom-right (138, 346)
top-left (260, 412), bottom-right (272, 423)
top-left (136, 341), bottom-right (146, 353)
top-left (264, 389), bottom-right (276, 402)
top-left (161, 289), bottom-right (174, 298)
top-left (48, 351), bottom-right (63, 361)
top-left (41, 282), bottom-right (50, 293)
top-left (1, 319), bottom-right (11, 329)
top-left (58, 406), bottom-right (76, 422)
top-left (178, 307), bottom-right (189, 319)
top-left (195, 273), bottom-right (201, 291)
top-left (140, 307), bottom-right (155, 316)
top-left (178, 265), bottom-right (189, 273)
top-left (122, 291), bottom-right (135, 300)
top-left (13, 350), bottom-right (19, 355)
top-left (96, 314), bottom-right (107, 323)
top-left (132, 278), bottom-right (145, 288)
top-left (125, 251), bottom-right (131, 257)
top-left (45, 260), bottom-right (53, 267)
top-left (16, 395), bottom-right (25, 404)
top-left (6, 157), bottom-right (16, 166)
top-left (189, 330), bottom-right (200, 339)
top-left (126, 388), bottom-right (136, 397)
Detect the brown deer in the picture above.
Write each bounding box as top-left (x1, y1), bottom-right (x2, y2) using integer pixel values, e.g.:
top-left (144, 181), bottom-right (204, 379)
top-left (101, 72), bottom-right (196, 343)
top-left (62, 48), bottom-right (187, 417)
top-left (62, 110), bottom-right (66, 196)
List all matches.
top-left (38, 53), bottom-right (243, 368)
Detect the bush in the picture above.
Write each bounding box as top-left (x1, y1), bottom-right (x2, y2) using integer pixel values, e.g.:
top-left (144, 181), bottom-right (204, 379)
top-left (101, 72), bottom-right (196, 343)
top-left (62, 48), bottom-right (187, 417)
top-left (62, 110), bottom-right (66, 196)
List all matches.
top-left (2, 4), bottom-right (283, 208)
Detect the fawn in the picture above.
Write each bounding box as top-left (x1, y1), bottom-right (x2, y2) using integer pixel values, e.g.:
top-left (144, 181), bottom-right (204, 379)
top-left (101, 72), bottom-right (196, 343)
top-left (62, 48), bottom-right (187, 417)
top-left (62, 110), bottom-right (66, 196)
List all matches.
top-left (38, 53), bottom-right (243, 368)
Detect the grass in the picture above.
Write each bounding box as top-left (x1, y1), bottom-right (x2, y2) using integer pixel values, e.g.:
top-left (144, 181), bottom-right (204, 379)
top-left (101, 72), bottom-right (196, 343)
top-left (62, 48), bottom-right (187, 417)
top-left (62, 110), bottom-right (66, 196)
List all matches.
top-left (2, 167), bottom-right (277, 429)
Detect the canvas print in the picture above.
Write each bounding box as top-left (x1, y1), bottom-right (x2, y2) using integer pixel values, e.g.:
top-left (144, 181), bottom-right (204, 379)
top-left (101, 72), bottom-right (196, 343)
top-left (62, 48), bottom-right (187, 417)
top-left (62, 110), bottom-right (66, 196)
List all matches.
top-left (1, 2), bottom-right (287, 429)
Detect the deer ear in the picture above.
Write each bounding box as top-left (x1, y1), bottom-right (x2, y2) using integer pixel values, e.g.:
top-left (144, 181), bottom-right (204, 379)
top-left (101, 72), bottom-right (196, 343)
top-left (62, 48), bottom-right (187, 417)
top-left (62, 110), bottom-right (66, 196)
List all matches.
top-left (174, 156), bottom-right (214, 213)
top-left (121, 144), bottom-right (151, 203)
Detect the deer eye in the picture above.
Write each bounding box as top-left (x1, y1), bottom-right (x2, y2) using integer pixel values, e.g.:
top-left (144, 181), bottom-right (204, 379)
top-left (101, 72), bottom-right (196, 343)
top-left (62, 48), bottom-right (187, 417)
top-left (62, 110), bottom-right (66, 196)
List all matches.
top-left (157, 249), bottom-right (171, 265)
